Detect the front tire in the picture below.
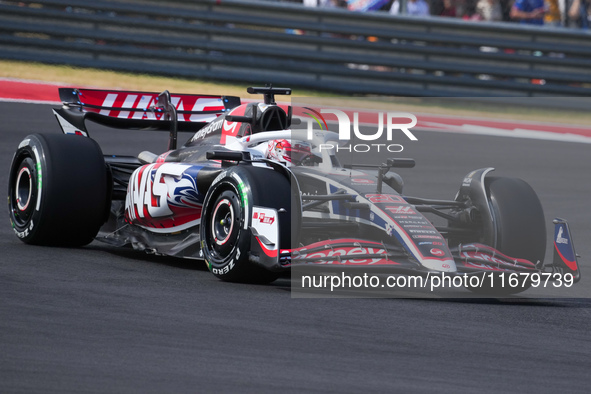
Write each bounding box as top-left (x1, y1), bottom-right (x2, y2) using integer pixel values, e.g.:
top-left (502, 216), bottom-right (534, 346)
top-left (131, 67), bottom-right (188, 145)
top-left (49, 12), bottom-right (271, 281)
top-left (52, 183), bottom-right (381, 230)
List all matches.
top-left (8, 134), bottom-right (109, 246)
top-left (466, 176), bottom-right (546, 295)
top-left (200, 166), bottom-right (295, 284)
top-left (486, 176), bottom-right (546, 265)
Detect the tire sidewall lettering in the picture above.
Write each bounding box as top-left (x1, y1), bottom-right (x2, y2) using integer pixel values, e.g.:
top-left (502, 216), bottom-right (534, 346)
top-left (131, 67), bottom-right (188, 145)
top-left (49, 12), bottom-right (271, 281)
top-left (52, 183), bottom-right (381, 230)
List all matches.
top-left (201, 177), bottom-right (249, 276)
top-left (211, 259), bottom-right (235, 275)
top-left (8, 139), bottom-right (43, 241)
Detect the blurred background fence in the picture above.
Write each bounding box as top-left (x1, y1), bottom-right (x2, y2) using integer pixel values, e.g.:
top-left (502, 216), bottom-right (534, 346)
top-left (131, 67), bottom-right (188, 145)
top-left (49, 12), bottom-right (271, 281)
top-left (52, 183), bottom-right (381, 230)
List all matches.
top-left (1, 0), bottom-right (591, 97)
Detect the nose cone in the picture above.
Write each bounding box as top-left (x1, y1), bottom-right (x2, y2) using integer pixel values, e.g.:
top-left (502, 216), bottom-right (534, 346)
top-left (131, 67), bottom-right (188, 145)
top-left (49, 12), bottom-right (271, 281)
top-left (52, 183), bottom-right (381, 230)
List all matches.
top-left (420, 258), bottom-right (457, 272)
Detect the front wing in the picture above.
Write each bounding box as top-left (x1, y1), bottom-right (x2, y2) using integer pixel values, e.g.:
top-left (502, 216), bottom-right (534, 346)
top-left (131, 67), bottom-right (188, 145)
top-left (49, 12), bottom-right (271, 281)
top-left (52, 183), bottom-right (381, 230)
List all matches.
top-left (250, 219), bottom-right (580, 283)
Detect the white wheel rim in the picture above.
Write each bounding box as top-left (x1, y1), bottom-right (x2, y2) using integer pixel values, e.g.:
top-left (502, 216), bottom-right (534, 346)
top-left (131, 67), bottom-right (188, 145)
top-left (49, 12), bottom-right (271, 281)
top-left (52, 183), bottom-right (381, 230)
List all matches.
top-left (212, 198), bottom-right (234, 246)
top-left (15, 167), bottom-right (32, 211)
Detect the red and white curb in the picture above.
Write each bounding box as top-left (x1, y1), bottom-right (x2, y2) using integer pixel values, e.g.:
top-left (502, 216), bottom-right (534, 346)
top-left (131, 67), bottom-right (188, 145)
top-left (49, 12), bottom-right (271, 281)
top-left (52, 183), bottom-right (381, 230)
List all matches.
top-left (0, 78), bottom-right (63, 104)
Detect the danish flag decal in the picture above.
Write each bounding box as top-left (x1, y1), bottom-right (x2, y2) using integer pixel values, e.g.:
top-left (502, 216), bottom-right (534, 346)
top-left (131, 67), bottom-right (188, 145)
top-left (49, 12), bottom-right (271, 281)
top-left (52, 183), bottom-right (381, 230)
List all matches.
top-left (254, 212), bottom-right (276, 225)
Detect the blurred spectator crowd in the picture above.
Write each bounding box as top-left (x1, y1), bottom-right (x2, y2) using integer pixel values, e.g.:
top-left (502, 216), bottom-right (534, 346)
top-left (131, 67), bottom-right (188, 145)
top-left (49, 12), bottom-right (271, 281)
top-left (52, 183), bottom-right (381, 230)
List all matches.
top-left (301, 0), bottom-right (591, 27)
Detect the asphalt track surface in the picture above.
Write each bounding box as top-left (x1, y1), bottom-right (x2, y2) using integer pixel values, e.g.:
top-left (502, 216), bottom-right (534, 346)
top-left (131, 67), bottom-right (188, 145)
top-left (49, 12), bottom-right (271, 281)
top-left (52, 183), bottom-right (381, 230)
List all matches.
top-left (1, 102), bottom-right (591, 393)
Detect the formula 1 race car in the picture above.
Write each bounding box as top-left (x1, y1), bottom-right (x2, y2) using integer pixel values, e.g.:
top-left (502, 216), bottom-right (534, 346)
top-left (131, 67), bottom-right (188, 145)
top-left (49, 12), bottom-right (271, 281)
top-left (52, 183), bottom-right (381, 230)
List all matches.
top-left (8, 86), bottom-right (581, 294)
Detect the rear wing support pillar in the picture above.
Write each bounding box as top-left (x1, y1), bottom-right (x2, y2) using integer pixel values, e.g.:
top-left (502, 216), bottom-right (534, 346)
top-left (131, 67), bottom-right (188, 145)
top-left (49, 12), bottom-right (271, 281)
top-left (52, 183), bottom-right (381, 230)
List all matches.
top-left (155, 90), bottom-right (178, 151)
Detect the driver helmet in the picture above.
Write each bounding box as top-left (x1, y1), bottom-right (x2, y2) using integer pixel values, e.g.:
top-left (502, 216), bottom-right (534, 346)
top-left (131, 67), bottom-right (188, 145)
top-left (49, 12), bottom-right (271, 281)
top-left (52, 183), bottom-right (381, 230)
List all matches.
top-left (266, 139), bottom-right (312, 166)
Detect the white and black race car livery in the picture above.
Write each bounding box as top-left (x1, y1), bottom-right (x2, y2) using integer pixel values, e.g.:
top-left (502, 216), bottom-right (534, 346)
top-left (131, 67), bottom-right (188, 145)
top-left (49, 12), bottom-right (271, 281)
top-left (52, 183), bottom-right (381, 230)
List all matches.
top-left (8, 86), bottom-right (581, 293)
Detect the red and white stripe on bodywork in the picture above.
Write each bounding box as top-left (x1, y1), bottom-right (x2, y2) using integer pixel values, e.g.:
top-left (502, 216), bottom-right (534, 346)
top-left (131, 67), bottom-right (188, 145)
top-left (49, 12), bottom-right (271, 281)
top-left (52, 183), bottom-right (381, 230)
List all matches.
top-left (80, 89), bottom-right (224, 122)
top-left (290, 239), bottom-right (400, 266)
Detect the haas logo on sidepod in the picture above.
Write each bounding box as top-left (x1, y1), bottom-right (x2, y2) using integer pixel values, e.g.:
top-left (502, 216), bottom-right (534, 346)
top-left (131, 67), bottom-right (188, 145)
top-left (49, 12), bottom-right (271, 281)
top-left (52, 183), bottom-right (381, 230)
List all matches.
top-left (125, 163), bottom-right (203, 226)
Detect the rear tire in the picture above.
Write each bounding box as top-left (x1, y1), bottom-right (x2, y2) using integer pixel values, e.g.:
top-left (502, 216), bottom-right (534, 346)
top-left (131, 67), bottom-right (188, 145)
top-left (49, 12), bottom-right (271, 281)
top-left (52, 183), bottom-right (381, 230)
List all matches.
top-left (8, 134), bottom-right (109, 246)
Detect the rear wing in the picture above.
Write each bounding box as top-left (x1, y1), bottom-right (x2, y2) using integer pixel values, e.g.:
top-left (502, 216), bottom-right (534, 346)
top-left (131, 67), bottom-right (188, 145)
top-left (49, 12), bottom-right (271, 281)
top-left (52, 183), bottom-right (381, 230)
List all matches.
top-left (52, 88), bottom-right (241, 149)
